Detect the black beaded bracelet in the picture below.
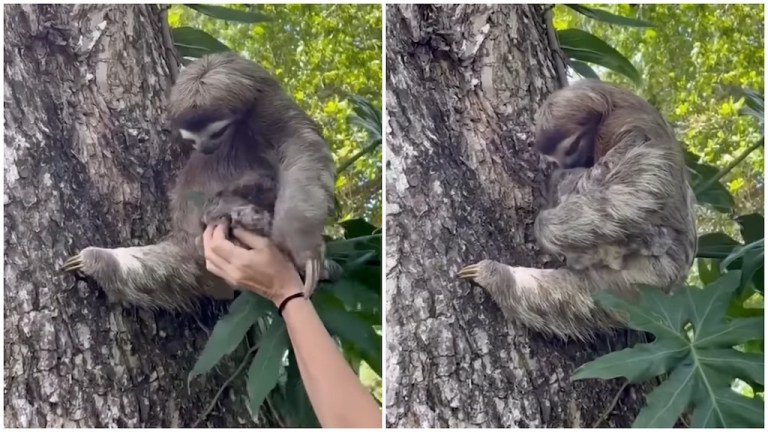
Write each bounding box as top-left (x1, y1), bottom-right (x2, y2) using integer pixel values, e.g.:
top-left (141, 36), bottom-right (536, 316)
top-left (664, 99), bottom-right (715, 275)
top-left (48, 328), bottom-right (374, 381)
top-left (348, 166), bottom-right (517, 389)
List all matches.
top-left (278, 292), bottom-right (305, 316)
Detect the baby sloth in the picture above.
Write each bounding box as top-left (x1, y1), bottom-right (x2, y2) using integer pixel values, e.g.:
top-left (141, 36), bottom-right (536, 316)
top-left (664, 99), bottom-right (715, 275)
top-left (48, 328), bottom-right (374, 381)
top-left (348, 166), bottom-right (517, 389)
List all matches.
top-left (458, 80), bottom-right (697, 340)
top-left (61, 53), bottom-right (336, 311)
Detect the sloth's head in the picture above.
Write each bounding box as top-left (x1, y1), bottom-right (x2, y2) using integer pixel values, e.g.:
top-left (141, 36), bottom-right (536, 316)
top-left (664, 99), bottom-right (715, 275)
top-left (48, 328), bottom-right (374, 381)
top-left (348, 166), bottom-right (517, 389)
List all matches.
top-left (533, 80), bottom-right (611, 169)
top-left (534, 80), bottom-right (665, 169)
top-left (168, 52), bottom-right (280, 154)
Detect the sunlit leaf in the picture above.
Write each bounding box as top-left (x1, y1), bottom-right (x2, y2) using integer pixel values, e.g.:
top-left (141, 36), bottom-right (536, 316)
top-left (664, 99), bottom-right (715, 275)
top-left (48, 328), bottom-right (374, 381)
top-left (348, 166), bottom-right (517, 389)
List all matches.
top-left (172, 26), bottom-right (230, 58)
top-left (558, 28), bottom-right (641, 84)
top-left (566, 5), bottom-right (654, 28)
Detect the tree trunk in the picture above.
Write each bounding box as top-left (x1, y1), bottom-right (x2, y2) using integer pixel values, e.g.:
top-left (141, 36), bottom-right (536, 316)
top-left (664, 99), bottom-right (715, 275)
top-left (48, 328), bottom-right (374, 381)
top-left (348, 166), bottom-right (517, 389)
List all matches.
top-left (4, 4), bottom-right (252, 427)
top-left (385, 5), bottom-right (644, 427)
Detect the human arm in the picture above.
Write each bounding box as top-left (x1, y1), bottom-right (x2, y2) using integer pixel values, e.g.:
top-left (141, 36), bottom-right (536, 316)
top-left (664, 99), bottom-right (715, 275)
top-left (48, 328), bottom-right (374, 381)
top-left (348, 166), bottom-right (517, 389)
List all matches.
top-left (202, 225), bottom-right (381, 428)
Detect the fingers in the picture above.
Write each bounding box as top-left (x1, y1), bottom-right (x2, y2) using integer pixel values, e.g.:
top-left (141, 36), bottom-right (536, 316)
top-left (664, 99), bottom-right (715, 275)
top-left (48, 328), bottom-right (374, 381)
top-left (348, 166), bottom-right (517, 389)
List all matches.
top-left (204, 224), bottom-right (246, 262)
top-left (232, 228), bottom-right (271, 250)
top-left (205, 258), bottom-right (235, 286)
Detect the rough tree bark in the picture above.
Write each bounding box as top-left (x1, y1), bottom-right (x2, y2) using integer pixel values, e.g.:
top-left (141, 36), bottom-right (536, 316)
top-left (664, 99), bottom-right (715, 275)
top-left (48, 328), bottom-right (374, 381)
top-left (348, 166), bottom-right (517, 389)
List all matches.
top-left (4, 4), bottom-right (253, 427)
top-left (385, 5), bottom-right (645, 427)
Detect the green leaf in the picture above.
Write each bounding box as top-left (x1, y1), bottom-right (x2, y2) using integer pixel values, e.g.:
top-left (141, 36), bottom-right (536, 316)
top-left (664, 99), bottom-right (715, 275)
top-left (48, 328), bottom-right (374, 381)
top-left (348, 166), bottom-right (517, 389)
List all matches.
top-left (326, 234), bottom-right (381, 257)
top-left (340, 218), bottom-right (379, 238)
top-left (247, 319), bottom-right (289, 414)
top-left (594, 288), bottom-right (686, 338)
top-left (736, 213), bottom-right (764, 243)
top-left (697, 258), bottom-right (722, 285)
top-left (696, 232), bottom-right (741, 259)
top-left (572, 341), bottom-right (688, 383)
top-left (189, 293), bottom-right (270, 381)
top-left (328, 277), bottom-right (381, 314)
top-left (691, 381), bottom-right (765, 428)
top-left (557, 28), bottom-right (641, 85)
top-left (698, 348), bottom-right (764, 386)
top-left (696, 317), bottom-right (764, 348)
top-left (685, 150), bottom-right (735, 213)
top-left (569, 60), bottom-right (600, 79)
top-left (685, 271), bottom-right (741, 338)
top-left (284, 349), bottom-right (320, 427)
top-left (315, 298), bottom-right (382, 376)
top-left (720, 239), bottom-right (764, 288)
top-left (581, 277), bottom-right (764, 428)
top-left (633, 362), bottom-right (696, 427)
top-left (566, 5), bottom-right (654, 28)
top-left (185, 4), bottom-right (271, 23)
top-left (172, 27), bottom-right (230, 58)
top-left (721, 239), bottom-right (763, 269)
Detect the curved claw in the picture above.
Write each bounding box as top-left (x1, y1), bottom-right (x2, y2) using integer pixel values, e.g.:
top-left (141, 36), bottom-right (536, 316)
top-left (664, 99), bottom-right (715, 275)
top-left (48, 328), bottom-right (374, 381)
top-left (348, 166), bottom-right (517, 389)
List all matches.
top-left (456, 263), bottom-right (481, 280)
top-left (60, 253), bottom-right (85, 273)
top-left (303, 258), bottom-right (321, 295)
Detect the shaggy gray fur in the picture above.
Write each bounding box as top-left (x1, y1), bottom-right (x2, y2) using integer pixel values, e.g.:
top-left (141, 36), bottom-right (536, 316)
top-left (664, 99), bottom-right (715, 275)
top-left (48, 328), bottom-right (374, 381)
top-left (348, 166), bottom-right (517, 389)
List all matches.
top-left (459, 80), bottom-right (697, 340)
top-left (63, 53), bottom-right (336, 311)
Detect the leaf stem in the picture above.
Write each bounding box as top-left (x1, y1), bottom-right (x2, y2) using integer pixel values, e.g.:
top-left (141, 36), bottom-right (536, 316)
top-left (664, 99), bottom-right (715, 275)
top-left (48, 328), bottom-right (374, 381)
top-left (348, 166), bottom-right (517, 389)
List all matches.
top-left (192, 344), bottom-right (260, 428)
top-left (592, 380), bottom-right (629, 428)
top-left (694, 137), bottom-right (764, 195)
top-left (337, 140), bottom-right (381, 175)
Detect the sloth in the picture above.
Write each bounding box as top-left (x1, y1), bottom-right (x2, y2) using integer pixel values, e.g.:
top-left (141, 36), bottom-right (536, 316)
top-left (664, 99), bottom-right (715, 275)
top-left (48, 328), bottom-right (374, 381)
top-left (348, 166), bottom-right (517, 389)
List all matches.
top-left (61, 52), bottom-right (336, 311)
top-left (457, 80), bottom-right (697, 340)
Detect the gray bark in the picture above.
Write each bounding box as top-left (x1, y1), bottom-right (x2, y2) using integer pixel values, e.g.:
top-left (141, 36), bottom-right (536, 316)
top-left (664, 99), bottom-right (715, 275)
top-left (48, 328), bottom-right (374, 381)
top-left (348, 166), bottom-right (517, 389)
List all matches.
top-left (385, 4), bottom-right (644, 427)
top-left (4, 4), bottom-right (252, 427)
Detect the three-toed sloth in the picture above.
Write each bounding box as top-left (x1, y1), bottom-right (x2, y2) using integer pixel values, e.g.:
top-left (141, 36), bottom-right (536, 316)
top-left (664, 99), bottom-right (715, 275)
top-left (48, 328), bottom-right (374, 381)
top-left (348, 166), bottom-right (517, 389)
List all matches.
top-left (62, 53), bottom-right (336, 311)
top-left (458, 80), bottom-right (697, 340)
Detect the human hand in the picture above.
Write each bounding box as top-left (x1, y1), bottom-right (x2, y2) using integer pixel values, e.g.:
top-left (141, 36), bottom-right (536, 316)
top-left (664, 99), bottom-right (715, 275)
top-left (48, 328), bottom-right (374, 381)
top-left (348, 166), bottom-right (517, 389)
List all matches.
top-left (202, 224), bottom-right (303, 307)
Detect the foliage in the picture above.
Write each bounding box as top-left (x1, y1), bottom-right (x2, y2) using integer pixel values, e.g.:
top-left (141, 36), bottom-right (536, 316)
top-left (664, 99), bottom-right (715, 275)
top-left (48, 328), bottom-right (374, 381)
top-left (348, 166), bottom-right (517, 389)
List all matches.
top-left (574, 272), bottom-right (763, 427)
top-left (168, 4), bottom-right (383, 224)
top-left (166, 5), bottom-right (383, 426)
top-left (560, 5), bottom-right (764, 427)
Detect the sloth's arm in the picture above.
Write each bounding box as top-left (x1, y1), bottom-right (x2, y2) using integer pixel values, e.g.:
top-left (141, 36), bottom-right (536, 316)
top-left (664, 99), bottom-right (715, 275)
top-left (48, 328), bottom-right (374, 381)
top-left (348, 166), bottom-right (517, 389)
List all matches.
top-left (272, 125), bottom-right (335, 263)
top-left (536, 140), bottom-right (675, 253)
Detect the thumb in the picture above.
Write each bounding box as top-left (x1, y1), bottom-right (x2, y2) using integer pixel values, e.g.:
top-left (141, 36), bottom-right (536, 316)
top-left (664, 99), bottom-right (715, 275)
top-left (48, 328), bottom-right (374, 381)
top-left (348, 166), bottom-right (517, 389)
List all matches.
top-left (232, 228), bottom-right (271, 250)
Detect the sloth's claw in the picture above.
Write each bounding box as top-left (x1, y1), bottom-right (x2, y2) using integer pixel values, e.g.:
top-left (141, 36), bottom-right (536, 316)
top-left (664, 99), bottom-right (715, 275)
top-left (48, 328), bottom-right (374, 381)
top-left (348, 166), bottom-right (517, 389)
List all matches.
top-left (456, 263), bottom-right (481, 280)
top-left (60, 253), bottom-right (85, 273)
top-left (303, 258), bottom-right (321, 295)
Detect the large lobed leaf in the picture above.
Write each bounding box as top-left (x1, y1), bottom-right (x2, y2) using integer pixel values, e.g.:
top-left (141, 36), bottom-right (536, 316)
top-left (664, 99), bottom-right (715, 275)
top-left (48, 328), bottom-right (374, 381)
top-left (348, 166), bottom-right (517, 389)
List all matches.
top-left (574, 271), bottom-right (764, 428)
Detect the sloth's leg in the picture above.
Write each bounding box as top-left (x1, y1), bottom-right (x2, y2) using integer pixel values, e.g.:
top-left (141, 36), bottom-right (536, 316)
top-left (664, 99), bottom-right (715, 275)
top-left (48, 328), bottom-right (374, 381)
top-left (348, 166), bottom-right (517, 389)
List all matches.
top-left (61, 237), bottom-right (232, 311)
top-left (456, 257), bottom-right (678, 340)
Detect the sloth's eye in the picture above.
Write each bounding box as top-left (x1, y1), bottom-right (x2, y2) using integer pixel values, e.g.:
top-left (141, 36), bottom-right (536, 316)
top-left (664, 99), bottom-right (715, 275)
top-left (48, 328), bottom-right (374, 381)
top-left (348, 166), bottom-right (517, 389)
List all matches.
top-left (210, 124), bottom-right (231, 140)
top-left (209, 125), bottom-right (229, 140)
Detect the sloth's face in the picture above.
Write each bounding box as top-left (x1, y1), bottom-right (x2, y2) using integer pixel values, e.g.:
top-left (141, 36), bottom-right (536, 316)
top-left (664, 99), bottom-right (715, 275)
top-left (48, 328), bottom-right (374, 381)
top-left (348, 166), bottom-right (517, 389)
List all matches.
top-left (536, 128), bottom-right (595, 169)
top-left (178, 117), bottom-right (237, 154)
top-left (554, 132), bottom-right (595, 169)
